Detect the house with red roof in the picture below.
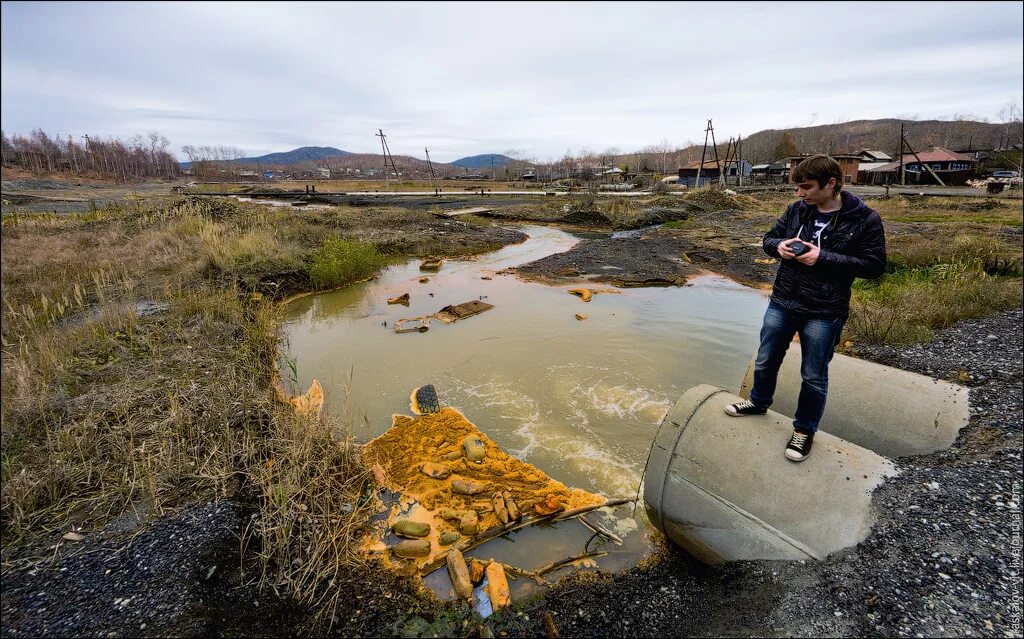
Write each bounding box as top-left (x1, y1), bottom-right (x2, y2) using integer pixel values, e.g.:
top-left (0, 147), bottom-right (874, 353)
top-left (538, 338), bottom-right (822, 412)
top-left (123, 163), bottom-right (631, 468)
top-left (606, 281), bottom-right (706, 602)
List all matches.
top-left (859, 147), bottom-right (978, 185)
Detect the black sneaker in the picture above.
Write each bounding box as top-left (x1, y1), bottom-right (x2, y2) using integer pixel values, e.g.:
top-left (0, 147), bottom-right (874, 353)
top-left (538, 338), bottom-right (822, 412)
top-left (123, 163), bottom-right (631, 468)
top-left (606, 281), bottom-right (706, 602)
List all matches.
top-left (723, 399), bottom-right (768, 417)
top-left (785, 431), bottom-right (814, 462)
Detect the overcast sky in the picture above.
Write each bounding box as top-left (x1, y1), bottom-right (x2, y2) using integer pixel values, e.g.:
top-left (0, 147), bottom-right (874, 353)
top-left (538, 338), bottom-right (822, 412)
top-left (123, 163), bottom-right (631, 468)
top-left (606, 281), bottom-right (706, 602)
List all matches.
top-left (2, 1), bottom-right (1022, 163)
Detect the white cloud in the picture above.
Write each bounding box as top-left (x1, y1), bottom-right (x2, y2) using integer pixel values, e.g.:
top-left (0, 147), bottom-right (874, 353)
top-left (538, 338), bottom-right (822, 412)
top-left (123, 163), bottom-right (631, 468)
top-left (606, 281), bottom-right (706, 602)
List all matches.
top-left (2, 1), bottom-right (1021, 162)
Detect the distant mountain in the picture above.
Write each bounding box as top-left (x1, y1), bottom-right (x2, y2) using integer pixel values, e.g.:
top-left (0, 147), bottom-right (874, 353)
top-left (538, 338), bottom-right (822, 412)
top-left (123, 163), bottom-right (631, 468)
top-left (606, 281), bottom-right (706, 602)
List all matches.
top-left (450, 154), bottom-right (513, 169)
top-left (180, 146), bottom-right (353, 168)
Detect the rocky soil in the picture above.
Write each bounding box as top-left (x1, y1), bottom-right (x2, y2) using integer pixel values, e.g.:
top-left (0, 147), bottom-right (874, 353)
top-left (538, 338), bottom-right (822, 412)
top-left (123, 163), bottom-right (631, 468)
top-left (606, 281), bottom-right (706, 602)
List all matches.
top-left (511, 207), bottom-right (781, 289)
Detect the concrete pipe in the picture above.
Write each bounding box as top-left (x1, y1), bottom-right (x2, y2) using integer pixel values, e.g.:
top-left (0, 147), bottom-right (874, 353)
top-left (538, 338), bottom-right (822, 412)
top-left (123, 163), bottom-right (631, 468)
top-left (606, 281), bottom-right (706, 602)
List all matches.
top-left (738, 346), bottom-right (969, 458)
top-left (644, 385), bottom-right (897, 564)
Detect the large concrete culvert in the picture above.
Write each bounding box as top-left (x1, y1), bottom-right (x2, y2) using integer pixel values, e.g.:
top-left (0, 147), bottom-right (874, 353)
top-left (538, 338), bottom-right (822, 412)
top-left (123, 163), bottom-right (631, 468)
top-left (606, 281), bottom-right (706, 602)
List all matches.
top-left (738, 346), bottom-right (970, 458)
top-left (643, 385), bottom-right (898, 564)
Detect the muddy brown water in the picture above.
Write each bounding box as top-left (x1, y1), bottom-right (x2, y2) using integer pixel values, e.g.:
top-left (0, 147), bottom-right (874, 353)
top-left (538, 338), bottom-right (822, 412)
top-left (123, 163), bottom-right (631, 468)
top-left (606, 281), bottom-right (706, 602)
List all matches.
top-left (280, 224), bottom-right (770, 600)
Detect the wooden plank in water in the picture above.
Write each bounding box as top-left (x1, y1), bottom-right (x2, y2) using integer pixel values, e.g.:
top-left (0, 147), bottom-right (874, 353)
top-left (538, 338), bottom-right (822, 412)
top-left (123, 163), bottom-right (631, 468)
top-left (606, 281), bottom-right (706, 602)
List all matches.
top-left (434, 206), bottom-right (492, 218)
top-left (434, 300), bottom-right (494, 324)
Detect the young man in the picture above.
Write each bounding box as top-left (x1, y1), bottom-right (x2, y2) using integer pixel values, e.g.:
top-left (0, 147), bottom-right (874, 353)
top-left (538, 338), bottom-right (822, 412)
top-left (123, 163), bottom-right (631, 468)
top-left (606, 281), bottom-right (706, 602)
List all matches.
top-left (724, 154), bottom-right (886, 462)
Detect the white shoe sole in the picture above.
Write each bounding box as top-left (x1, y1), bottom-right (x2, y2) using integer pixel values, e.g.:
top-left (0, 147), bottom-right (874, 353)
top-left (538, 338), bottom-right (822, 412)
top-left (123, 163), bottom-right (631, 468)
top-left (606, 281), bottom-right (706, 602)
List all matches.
top-left (723, 406), bottom-right (765, 417)
top-left (785, 449), bottom-right (809, 462)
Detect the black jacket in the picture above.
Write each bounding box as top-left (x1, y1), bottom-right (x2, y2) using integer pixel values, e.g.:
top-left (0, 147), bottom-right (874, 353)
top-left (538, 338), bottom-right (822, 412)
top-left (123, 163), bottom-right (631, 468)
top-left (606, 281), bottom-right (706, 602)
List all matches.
top-left (763, 191), bottom-right (886, 318)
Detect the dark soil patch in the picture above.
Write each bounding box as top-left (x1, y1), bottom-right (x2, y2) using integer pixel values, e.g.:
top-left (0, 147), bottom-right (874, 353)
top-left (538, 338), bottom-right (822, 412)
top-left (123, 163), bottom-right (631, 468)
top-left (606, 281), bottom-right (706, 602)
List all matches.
top-left (509, 207), bottom-right (780, 289)
top-left (507, 236), bottom-right (693, 287)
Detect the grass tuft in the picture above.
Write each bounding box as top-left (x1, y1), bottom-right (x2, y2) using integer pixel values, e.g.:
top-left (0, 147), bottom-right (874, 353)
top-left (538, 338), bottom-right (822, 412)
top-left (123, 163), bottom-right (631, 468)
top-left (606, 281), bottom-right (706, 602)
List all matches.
top-left (308, 238), bottom-right (388, 290)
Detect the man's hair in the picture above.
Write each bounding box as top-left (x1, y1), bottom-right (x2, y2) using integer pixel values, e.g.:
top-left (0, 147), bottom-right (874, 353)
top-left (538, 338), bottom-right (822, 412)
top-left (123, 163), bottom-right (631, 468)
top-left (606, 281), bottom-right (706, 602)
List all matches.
top-left (790, 154), bottom-right (843, 193)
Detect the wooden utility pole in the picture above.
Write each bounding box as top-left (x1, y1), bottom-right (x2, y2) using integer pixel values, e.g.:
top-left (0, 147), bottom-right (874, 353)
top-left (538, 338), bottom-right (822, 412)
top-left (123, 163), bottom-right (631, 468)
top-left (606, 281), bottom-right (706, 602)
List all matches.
top-left (902, 133), bottom-right (946, 187)
top-left (376, 129), bottom-right (401, 189)
top-left (425, 147), bottom-right (436, 191)
top-left (898, 122), bottom-right (905, 186)
top-left (709, 121), bottom-right (722, 187)
top-left (696, 119), bottom-right (714, 187)
top-left (737, 135), bottom-right (744, 187)
top-left (719, 137), bottom-right (735, 187)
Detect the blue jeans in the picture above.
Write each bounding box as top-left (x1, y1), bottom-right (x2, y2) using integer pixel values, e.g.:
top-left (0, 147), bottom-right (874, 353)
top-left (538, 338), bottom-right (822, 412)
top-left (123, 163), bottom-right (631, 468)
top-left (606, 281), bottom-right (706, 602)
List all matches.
top-left (749, 301), bottom-right (846, 434)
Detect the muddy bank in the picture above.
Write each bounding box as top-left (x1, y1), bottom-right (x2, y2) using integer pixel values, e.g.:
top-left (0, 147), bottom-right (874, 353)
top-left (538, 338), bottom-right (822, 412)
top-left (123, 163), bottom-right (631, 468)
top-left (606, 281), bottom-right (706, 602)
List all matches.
top-left (510, 208), bottom-right (781, 289)
top-left (507, 235), bottom-right (694, 287)
top-left (478, 196), bottom-right (704, 231)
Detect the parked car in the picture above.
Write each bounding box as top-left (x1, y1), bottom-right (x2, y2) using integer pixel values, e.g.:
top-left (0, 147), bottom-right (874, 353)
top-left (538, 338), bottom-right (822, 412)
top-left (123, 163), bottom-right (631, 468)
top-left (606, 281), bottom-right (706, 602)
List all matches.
top-left (989, 170), bottom-right (1021, 178)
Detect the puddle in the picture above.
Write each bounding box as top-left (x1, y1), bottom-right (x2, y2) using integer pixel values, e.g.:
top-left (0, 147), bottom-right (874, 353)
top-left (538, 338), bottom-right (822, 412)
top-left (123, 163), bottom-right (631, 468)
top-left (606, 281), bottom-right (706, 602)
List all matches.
top-left (279, 224), bottom-right (770, 597)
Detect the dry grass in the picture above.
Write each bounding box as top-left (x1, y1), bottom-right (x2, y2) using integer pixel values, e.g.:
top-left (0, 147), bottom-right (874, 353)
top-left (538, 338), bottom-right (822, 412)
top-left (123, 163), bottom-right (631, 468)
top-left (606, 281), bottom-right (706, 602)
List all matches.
top-left (683, 186), bottom-right (758, 211)
top-left (0, 195), bottom-right (399, 621)
top-left (847, 264), bottom-right (1022, 344)
top-left (243, 397), bottom-right (377, 616)
top-left (866, 195), bottom-right (1023, 227)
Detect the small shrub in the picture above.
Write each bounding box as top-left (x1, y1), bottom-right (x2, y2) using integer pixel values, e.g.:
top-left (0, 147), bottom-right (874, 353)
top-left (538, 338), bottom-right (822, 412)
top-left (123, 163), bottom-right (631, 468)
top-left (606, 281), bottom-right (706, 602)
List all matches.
top-left (308, 238), bottom-right (387, 290)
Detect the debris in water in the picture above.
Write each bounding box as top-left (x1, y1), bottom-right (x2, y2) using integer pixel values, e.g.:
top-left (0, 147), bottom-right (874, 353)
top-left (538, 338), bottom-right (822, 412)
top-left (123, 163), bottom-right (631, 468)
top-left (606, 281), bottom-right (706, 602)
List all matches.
top-left (387, 292), bottom-right (411, 305)
top-left (277, 378), bottom-right (324, 418)
top-left (420, 257), bottom-right (443, 271)
top-left (485, 561), bottom-right (511, 611)
top-left (395, 316), bottom-right (431, 334)
top-left (393, 539), bottom-right (431, 558)
top-left (568, 288), bottom-right (593, 302)
top-left (410, 384), bottom-right (441, 414)
top-left (503, 491), bottom-right (521, 521)
top-left (575, 313), bottom-right (587, 321)
top-left (447, 549), bottom-right (474, 600)
top-left (393, 520), bottom-right (431, 538)
top-left (492, 492), bottom-right (509, 525)
top-left (568, 287), bottom-right (621, 303)
top-left (419, 462), bottom-right (451, 479)
top-left (451, 479), bottom-right (486, 495)
top-left (419, 277), bottom-right (430, 283)
top-left (434, 300), bottom-right (494, 324)
top-left (469, 559), bottom-right (487, 584)
top-left (360, 396), bottom-right (605, 572)
top-left (534, 494), bottom-right (565, 516)
top-left (458, 511), bottom-right (480, 535)
top-left (462, 434), bottom-right (486, 464)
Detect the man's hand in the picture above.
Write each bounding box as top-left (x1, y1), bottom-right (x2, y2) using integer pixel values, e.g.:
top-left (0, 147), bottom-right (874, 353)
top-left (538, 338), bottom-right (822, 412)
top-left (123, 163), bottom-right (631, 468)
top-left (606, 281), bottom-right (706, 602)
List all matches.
top-left (795, 242), bottom-right (820, 266)
top-left (778, 238), bottom-right (799, 260)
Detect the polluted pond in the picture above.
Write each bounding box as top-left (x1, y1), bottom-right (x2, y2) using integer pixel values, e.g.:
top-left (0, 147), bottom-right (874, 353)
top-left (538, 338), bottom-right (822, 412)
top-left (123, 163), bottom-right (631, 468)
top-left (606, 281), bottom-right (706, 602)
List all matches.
top-left (279, 223), bottom-right (773, 599)
top-left (359, 384), bottom-right (632, 611)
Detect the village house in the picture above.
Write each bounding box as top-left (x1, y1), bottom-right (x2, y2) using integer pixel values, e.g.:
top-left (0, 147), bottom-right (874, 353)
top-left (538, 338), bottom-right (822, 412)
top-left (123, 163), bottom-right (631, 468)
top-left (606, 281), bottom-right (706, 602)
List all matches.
top-left (677, 158), bottom-right (753, 187)
top-left (859, 147), bottom-right (979, 185)
top-left (856, 149), bottom-right (894, 180)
